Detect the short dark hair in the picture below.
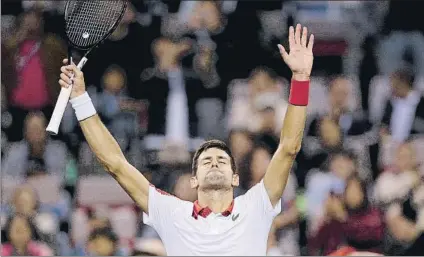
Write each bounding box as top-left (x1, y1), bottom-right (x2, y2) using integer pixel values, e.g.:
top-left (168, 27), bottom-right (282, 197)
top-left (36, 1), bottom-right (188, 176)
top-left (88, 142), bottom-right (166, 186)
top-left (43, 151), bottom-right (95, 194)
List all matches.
top-left (88, 227), bottom-right (118, 245)
top-left (248, 66), bottom-right (279, 82)
top-left (192, 140), bottom-right (236, 175)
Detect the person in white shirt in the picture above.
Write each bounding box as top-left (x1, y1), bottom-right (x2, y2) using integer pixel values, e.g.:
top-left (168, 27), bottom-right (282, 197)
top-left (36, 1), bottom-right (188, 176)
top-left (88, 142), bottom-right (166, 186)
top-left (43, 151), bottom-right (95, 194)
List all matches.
top-left (57, 24), bottom-right (314, 256)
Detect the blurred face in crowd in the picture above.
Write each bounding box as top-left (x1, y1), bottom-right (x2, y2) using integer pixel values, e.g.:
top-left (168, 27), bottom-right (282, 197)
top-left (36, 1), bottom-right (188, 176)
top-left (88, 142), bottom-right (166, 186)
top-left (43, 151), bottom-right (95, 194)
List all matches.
top-left (189, 2), bottom-right (222, 32)
top-left (191, 148), bottom-right (239, 191)
top-left (249, 70), bottom-right (279, 99)
top-left (103, 66), bottom-right (126, 94)
top-left (24, 112), bottom-right (46, 146)
top-left (18, 10), bottom-right (43, 38)
top-left (395, 143), bottom-right (416, 172)
top-left (329, 154), bottom-right (356, 180)
top-left (250, 147), bottom-right (272, 185)
top-left (174, 173), bottom-right (197, 202)
top-left (319, 118), bottom-right (341, 148)
top-left (344, 177), bottom-right (365, 210)
top-left (88, 236), bottom-right (116, 256)
top-left (229, 130), bottom-right (253, 165)
top-left (12, 185), bottom-right (38, 216)
top-left (328, 77), bottom-right (350, 110)
top-left (9, 216), bottom-right (32, 248)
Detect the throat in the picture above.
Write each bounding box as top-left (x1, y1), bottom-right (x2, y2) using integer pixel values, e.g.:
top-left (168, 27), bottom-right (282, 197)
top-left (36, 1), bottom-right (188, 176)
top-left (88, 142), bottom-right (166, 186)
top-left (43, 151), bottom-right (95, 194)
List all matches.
top-left (198, 189), bottom-right (233, 213)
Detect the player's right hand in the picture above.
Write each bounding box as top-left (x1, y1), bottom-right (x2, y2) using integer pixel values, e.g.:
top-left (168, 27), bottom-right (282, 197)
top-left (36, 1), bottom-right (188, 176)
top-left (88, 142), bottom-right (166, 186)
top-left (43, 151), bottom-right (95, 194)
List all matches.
top-left (59, 58), bottom-right (86, 99)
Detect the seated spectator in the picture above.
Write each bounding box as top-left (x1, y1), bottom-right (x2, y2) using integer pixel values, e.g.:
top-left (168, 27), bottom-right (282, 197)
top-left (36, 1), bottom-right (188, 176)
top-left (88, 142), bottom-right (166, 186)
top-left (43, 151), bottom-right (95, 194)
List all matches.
top-left (381, 67), bottom-right (424, 144)
top-left (385, 178), bottom-right (424, 255)
top-left (305, 151), bottom-right (357, 233)
top-left (1, 112), bottom-right (68, 181)
top-left (226, 66), bottom-right (288, 136)
top-left (1, 214), bottom-right (53, 256)
top-left (4, 184), bottom-right (71, 255)
top-left (374, 142), bottom-right (419, 210)
top-left (97, 64), bottom-right (145, 151)
top-left (1, 8), bottom-right (66, 142)
top-left (140, 37), bottom-right (202, 144)
top-left (85, 227), bottom-right (123, 256)
top-left (304, 76), bottom-right (375, 180)
top-left (308, 175), bottom-right (385, 255)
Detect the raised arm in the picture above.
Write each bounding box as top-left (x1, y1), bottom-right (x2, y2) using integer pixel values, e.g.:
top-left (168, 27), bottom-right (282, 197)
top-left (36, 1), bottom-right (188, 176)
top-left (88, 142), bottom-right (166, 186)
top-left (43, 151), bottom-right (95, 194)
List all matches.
top-left (263, 24), bottom-right (314, 206)
top-left (58, 60), bottom-right (150, 213)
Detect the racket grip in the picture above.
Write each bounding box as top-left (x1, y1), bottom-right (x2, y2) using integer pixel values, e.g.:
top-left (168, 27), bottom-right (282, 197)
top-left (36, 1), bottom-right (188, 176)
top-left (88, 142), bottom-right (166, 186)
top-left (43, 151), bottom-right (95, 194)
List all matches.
top-left (46, 57), bottom-right (88, 135)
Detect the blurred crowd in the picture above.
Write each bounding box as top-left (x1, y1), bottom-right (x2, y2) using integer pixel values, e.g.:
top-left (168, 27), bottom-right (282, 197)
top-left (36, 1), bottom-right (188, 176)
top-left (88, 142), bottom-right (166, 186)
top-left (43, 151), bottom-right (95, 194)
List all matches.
top-left (2, 0), bottom-right (424, 256)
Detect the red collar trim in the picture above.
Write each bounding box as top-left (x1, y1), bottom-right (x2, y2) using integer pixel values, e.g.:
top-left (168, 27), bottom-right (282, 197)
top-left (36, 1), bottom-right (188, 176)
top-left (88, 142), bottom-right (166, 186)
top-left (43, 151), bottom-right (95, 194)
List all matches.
top-left (192, 200), bottom-right (234, 219)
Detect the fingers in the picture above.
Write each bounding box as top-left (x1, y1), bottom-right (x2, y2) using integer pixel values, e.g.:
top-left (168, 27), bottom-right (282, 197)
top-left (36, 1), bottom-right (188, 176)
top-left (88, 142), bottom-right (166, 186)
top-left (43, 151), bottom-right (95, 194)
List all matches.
top-left (307, 34), bottom-right (314, 52)
top-left (301, 26), bottom-right (308, 47)
top-left (277, 44), bottom-right (289, 61)
top-left (59, 79), bottom-right (71, 88)
top-left (288, 26), bottom-right (295, 50)
top-left (295, 24), bottom-right (301, 45)
top-left (60, 73), bottom-right (72, 85)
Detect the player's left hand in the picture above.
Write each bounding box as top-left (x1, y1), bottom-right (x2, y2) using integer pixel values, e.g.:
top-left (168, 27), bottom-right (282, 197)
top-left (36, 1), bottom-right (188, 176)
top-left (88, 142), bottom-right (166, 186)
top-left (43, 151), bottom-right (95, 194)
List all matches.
top-left (278, 24), bottom-right (314, 80)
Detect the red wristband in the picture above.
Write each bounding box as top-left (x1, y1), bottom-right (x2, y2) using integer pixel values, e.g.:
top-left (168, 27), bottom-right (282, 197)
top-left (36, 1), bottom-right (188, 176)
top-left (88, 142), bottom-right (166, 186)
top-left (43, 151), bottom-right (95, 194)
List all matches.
top-left (289, 80), bottom-right (310, 106)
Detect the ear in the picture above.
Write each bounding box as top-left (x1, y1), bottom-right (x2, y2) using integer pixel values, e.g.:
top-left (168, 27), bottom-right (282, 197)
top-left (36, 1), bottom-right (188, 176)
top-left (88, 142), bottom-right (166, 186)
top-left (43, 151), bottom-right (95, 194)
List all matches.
top-left (231, 173), bottom-right (239, 187)
top-left (190, 176), bottom-right (199, 189)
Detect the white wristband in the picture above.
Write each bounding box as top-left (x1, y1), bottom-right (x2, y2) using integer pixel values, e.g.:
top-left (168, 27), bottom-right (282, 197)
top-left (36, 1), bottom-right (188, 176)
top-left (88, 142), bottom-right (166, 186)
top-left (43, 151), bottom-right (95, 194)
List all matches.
top-left (69, 92), bottom-right (97, 121)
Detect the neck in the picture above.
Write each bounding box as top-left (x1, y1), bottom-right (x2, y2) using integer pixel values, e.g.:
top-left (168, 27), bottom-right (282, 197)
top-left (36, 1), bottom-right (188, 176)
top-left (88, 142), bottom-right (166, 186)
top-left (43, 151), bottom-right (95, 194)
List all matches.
top-left (14, 243), bottom-right (27, 255)
top-left (30, 142), bottom-right (45, 157)
top-left (197, 188), bottom-right (233, 213)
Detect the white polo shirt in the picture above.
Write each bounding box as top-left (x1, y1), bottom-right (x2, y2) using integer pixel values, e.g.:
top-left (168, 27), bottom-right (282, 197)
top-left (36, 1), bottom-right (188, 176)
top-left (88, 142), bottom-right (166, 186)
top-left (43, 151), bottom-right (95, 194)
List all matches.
top-left (143, 180), bottom-right (281, 256)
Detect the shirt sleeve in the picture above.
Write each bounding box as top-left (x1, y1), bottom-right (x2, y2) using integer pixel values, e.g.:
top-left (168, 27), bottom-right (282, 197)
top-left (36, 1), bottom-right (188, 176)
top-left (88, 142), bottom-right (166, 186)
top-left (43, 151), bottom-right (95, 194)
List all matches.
top-left (142, 185), bottom-right (183, 235)
top-left (241, 180), bottom-right (282, 219)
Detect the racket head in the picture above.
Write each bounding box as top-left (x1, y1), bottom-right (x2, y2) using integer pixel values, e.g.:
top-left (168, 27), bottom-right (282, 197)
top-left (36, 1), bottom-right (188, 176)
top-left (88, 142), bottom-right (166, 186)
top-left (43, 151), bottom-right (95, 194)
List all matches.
top-left (64, 0), bottom-right (128, 50)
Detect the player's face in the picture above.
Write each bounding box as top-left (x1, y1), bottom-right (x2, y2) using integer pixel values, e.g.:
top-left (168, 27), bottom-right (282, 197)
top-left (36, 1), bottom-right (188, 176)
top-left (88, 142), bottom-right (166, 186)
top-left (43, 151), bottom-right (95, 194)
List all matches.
top-left (191, 148), bottom-right (239, 190)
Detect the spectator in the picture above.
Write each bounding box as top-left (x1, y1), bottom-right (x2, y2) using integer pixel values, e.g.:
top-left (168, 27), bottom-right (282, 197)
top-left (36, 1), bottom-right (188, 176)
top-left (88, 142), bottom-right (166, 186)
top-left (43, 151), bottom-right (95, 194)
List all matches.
top-left (140, 36), bottom-right (204, 144)
top-left (385, 179), bottom-right (424, 255)
top-left (374, 143), bottom-right (419, 210)
top-left (1, 8), bottom-right (66, 142)
top-left (5, 184), bottom-right (71, 255)
top-left (377, 0), bottom-right (424, 76)
top-left (227, 66), bottom-right (288, 136)
top-left (1, 112), bottom-right (68, 181)
top-left (308, 175), bottom-right (385, 255)
top-left (228, 129), bottom-right (254, 169)
top-left (304, 76), bottom-right (375, 180)
top-left (86, 227), bottom-right (122, 256)
top-left (305, 151), bottom-right (357, 233)
top-left (97, 65), bottom-right (145, 151)
top-left (1, 214), bottom-right (53, 256)
top-left (380, 67), bottom-right (424, 144)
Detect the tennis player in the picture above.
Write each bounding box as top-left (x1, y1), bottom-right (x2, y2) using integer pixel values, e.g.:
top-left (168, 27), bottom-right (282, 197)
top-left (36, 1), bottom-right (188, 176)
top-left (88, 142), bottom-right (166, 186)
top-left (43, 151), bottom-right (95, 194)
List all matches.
top-left (58, 24), bottom-right (314, 255)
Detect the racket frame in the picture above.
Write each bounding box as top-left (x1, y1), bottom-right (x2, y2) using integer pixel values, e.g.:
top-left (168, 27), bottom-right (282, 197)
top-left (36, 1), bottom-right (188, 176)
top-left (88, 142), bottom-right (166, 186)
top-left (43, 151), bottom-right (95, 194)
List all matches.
top-left (46, 0), bottom-right (128, 135)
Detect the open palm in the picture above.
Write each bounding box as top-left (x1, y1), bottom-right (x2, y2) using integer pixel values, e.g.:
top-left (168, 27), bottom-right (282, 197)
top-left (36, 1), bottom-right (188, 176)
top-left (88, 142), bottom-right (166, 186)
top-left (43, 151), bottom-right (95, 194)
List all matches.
top-left (278, 24), bottom-right (314, 78)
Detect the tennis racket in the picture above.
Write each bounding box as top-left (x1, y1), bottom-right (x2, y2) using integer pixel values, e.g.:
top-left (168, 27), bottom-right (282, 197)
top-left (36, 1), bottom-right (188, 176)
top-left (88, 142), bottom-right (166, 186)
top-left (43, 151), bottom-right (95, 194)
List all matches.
top-left (46, 0), bottom-right (128, 135)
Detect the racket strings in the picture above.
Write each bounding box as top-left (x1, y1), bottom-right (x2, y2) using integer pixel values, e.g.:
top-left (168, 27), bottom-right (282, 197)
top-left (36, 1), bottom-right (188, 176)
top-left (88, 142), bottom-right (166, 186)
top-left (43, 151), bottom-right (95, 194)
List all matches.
top-left (66, 0), bottom-right (125, 48)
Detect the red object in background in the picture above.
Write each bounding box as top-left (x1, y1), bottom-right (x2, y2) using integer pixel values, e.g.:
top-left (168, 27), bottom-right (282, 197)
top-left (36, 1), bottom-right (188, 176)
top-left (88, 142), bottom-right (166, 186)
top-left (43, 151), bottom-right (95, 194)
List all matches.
top-left (313, 40), bottom-right (348, 56)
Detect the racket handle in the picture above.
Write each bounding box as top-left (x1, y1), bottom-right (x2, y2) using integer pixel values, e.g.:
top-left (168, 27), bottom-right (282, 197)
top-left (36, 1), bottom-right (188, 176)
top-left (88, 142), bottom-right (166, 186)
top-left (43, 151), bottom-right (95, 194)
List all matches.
top-left (46, 57), bottom-right (88, 135)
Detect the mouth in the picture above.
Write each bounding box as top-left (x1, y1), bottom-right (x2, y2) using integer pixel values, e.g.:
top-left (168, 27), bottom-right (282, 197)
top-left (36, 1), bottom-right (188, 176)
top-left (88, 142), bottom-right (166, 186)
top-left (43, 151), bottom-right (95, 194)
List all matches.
top-left (208, 169), bottom-right (222, 174)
